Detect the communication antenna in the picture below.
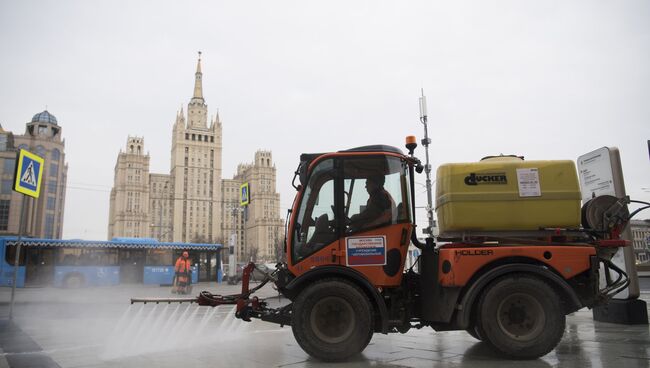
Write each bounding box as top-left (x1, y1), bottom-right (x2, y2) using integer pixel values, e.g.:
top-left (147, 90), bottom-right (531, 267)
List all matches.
top-left (419, 89), bottom-right (435, 237)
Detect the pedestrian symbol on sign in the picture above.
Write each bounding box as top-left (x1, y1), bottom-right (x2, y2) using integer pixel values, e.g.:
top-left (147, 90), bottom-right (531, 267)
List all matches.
top-left (21, 161), bottom-right (37, 187)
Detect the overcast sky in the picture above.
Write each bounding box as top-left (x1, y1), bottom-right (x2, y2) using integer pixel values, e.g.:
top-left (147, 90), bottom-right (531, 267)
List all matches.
top-left (1, 0), bottom-right (648, 240)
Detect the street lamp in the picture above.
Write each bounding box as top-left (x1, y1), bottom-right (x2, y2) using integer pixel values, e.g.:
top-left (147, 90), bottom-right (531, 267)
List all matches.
top-left (226, 203), bottom-right (244, 284)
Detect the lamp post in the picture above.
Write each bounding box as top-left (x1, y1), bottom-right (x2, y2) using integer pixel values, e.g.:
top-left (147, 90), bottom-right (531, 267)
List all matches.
top-left (227, 204), bottom-right (243, 284)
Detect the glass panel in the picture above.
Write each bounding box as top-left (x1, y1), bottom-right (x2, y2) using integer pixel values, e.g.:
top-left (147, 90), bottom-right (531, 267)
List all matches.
top-left (146, 249), bottom-right (173, 265)
top-left (344, 156), bottom-right (410, 234)
top-left (50, 163), bottom-right (58, 177)
top-left (3, 158), bottom-right (15, 175)
top-left (292, 159), bottom-right (338, 262)
top-left (0, 200), bottom-right (9, 231)
top-left (48, 180), bottom-right (57, 194)
top-left (45, 214), bottom-right (55, 238)
top-left (1, 179), bottom-right (12, 194)
top-left (56, 248), bottom-right (118, 266)
top-left (35, 145), bottom-right (46, 157)
top-left (5, 244), bottom-right (27, 266)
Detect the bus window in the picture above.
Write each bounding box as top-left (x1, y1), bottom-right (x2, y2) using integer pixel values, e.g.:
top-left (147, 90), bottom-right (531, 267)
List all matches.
top-left (57, 248), bottom-right (81, 265)
top-left (5, 244), bottom-right (26, 266)
top-left (146, 249), bottom-right (172, 266)
top-left (78, 249), bottom-right (118, 266)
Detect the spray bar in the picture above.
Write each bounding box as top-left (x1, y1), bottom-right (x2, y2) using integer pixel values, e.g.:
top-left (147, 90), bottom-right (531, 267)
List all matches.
top-left (130, 297), bottom-right (198, 304)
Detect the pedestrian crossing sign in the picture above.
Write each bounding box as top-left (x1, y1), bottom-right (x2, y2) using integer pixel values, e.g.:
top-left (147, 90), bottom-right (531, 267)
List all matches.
top-left (240, 182), bottom-right (250, 206)
top-left (13, 149), bottom-right (44, 198)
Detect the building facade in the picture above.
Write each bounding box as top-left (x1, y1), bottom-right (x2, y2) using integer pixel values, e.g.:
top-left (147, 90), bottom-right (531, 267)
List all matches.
top-left (169, 57), bottom-right (223, 243)
top-left (222, 151), bottom-right (284, 262)
top-left (107, 137), bottom-right (150, 239)
top-left (108, 55), bottom-right (283, 262)
top-left (0, 111), bottom-right (68, 238)
top-left (630, 219), bottom-right (650, 264)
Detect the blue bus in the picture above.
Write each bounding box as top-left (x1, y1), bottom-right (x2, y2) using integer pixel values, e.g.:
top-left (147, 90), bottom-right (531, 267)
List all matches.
top-left (0, 237), bottom-right (223, 288)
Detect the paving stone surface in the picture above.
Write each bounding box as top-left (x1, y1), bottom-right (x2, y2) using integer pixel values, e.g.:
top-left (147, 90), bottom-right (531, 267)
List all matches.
top-left (1, 279), bottom-right (649, 367)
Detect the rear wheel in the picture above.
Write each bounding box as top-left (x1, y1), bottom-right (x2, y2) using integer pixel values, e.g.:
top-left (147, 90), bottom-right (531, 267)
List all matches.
top-left (477, 274), bottom-right (565, 359)
top-left (466, 324), bottom-right (483, 341)
top-left (291, 278), bottom-right (373, 362)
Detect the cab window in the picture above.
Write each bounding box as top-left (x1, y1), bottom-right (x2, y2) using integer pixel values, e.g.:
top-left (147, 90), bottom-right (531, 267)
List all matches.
top-left (292, 159), bottom-right (337, 263)
top-left (344, 156), bottom-right (410, 234)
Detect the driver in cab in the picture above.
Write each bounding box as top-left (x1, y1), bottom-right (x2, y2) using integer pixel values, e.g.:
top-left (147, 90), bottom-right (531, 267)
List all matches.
top-left (348, 175), bottom-right (395, 233)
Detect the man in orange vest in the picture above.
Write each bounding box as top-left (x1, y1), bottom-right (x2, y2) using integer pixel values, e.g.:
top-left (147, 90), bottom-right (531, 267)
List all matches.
top-left (173, 251), bottom-right (192, 294)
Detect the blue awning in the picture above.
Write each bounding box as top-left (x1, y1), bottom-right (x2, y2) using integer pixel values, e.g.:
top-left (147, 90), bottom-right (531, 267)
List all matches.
top-left (3, 237), bottom-right (222, 251)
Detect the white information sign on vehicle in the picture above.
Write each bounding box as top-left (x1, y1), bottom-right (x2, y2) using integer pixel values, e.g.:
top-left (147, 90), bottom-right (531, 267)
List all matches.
top-left (577, 147), bottom-right (615, 201)
top-left (516, 168), bottom-right (541, 197)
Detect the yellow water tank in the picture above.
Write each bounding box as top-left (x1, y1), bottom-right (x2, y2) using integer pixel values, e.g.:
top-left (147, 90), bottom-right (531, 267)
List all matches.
top-left (435, 156), bottom-right (581, 234)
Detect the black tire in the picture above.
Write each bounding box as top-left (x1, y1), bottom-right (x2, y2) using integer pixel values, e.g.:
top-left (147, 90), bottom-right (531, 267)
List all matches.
top-left (466, 324), bottom-right (483, 341)
top-left (477, 274), bottom-right (565, 359)
top-left (63, 274), bottom-right (85, 289)
top-left (291, 278), bottom-right (373, 362)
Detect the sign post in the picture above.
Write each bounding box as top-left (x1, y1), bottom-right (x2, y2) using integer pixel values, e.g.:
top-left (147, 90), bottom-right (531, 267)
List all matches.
top-left (9, 149), bottom-right (44, 319)
top-left (227, 182), bottom-right (250, 284)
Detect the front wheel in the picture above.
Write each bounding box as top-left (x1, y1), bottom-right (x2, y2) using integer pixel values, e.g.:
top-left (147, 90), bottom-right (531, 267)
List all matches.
top-left (291, 278), bottom-right (373, 362)
top-left (477, 274), bottom-right (566, 359)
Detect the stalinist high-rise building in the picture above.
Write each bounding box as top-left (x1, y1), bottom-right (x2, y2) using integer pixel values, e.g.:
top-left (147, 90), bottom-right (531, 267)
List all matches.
top-left (108, 54), bottom-right (282, 261)
top-left (170, 55), bottom-right (223, 243)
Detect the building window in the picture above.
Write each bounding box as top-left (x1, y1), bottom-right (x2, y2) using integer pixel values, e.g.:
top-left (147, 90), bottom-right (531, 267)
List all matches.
top-left (3, 158), bottom-right (15, 175)
top-left (192, 134), bottom-right (196, 141)
top-left (51, 148), bottom-right (60, 161)
top-left (0, 200), bottom-right (9, 230)
top-left (48, 181), bottom-right (57, 194)
top-left (45, 214), bottom-right (55, 238)
top-left (1, 179), bottom-right (12, 194)
top-left (47, 197), bottom-right (56, 210)
top-left (50, 163), bottom-right (59, 177)
top-left (35, 145), bottom-right (46, 157)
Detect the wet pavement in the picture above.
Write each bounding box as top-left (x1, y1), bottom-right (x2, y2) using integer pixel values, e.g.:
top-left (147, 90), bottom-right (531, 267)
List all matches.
top-left (1, 280), bottom-right (649, 368)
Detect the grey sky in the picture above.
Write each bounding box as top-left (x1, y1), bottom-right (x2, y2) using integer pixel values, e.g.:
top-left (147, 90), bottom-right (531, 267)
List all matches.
top-left (1, 0), bottom-right (648, 240)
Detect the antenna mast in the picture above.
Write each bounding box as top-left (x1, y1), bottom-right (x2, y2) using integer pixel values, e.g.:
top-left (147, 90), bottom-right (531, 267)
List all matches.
top-left (419, 89), bottom-right (435, 238)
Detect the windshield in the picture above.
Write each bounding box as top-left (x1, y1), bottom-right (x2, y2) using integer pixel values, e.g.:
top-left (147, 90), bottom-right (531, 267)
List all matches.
top-left (292, 159), bottom-right (337, 263)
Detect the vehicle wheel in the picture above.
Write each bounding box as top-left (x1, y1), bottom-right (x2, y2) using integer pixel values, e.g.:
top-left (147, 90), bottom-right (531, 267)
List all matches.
top-left (291, 278), bottom-right (373, 362)
top-left (477, 274), bottom-right (565, 359)
top-left (63, 274), bottom-right (85, 289)
top-left (466, 324), bottom-right (483, 341)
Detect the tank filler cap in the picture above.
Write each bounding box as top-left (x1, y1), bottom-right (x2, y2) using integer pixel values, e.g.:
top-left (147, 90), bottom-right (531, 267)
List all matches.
top-left (480, 154), bottom-right (524, 162)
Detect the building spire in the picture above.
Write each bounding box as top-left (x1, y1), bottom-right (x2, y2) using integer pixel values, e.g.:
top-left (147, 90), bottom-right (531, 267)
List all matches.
top-left (193, 51), bottom-right (203, 100)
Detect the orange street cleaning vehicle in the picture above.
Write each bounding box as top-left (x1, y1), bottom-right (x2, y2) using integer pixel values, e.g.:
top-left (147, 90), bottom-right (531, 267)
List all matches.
top-left (133, 138), bottom-right (639, 361)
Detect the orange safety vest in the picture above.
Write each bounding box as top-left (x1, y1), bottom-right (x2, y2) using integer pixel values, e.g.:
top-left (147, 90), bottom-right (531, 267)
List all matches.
top-left (175, 257), bottom-right (191, 275)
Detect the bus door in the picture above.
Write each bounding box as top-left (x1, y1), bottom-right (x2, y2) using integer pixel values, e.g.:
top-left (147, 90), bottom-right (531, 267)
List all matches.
top-left (119, 249), bottom-right (145, 283)
top-left (25, 247), bottom-right (55, 286)
top-left (198, 251), bottom-right (211, 282)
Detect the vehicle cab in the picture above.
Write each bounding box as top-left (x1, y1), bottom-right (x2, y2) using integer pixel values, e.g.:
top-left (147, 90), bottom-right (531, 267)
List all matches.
top-left (286, 145), bottom-right (416, 288)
